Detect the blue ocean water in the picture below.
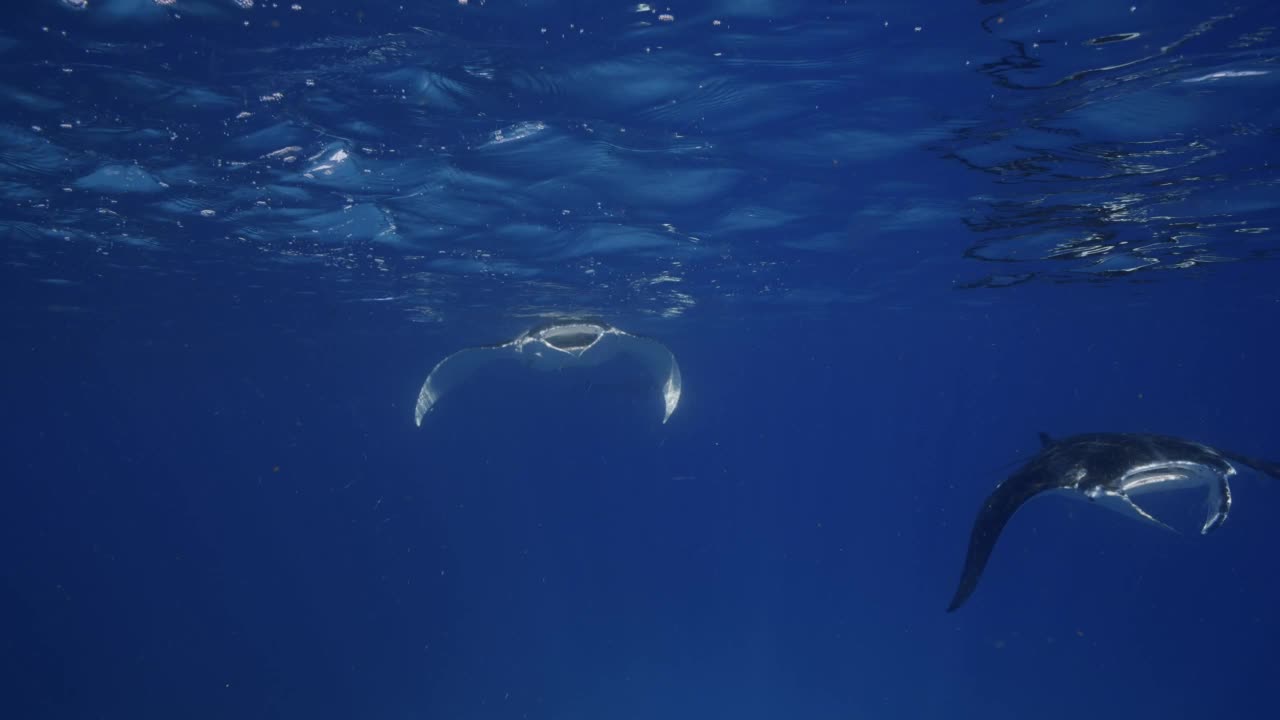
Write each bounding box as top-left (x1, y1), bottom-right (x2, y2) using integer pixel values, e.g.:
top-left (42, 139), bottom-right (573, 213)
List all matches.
top-left (3, 0), bottom-right (1280, 718)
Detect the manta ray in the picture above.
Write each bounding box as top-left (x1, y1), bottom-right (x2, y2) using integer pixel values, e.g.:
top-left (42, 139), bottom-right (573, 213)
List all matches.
top-left (413, 320), bottom-right (682, 427)
top-left (947, 432), bottom-right (1280, 612)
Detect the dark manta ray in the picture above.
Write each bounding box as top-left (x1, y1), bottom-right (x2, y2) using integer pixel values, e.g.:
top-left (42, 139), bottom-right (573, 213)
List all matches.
top-left (413, 320), bottom-right (682, 427)
top-left (947, 432), bottom-right (1280, 612)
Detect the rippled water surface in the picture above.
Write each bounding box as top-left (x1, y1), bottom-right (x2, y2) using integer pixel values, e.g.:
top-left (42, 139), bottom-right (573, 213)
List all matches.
top-left (5, 0), bottom-right (1277, 320)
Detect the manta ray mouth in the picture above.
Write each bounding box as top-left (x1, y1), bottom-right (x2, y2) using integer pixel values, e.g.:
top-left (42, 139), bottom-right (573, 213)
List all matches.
top-left (539, 324), bottom-right (607, 352)
top-left (543, 332), bottom-right (601, 351)
top-left (1117, 461), bottom-right (1233, 535)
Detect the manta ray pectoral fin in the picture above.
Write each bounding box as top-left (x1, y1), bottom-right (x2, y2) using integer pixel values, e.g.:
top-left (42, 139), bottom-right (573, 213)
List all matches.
top-left (607, 331), bottom-right (682, 423)
top-left (413, 342), bottom-right (521, 426)
top-left (947, 474), bottom-right (1049, 612)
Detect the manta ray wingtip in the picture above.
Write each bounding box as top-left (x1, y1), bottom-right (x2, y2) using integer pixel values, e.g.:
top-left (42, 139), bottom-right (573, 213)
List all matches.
top-left (946, 578), bottom-right (977, 613)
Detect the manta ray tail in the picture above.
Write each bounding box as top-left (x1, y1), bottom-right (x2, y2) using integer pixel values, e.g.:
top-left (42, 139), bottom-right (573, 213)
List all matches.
top-left (1222, 451), bottom-right (1280, 482)
top-left (947, 474), bottom-right (1047, 613)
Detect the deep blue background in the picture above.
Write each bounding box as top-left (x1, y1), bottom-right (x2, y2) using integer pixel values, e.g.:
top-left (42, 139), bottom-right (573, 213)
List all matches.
top-left (4, 1), bottom-right (1280, 719)
top-left (6, 271), bottom-right (1280, 719)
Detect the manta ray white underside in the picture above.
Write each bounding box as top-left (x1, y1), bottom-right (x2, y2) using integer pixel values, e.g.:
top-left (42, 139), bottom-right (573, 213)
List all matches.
top-left (413, 321), bottom-right (682, 427)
